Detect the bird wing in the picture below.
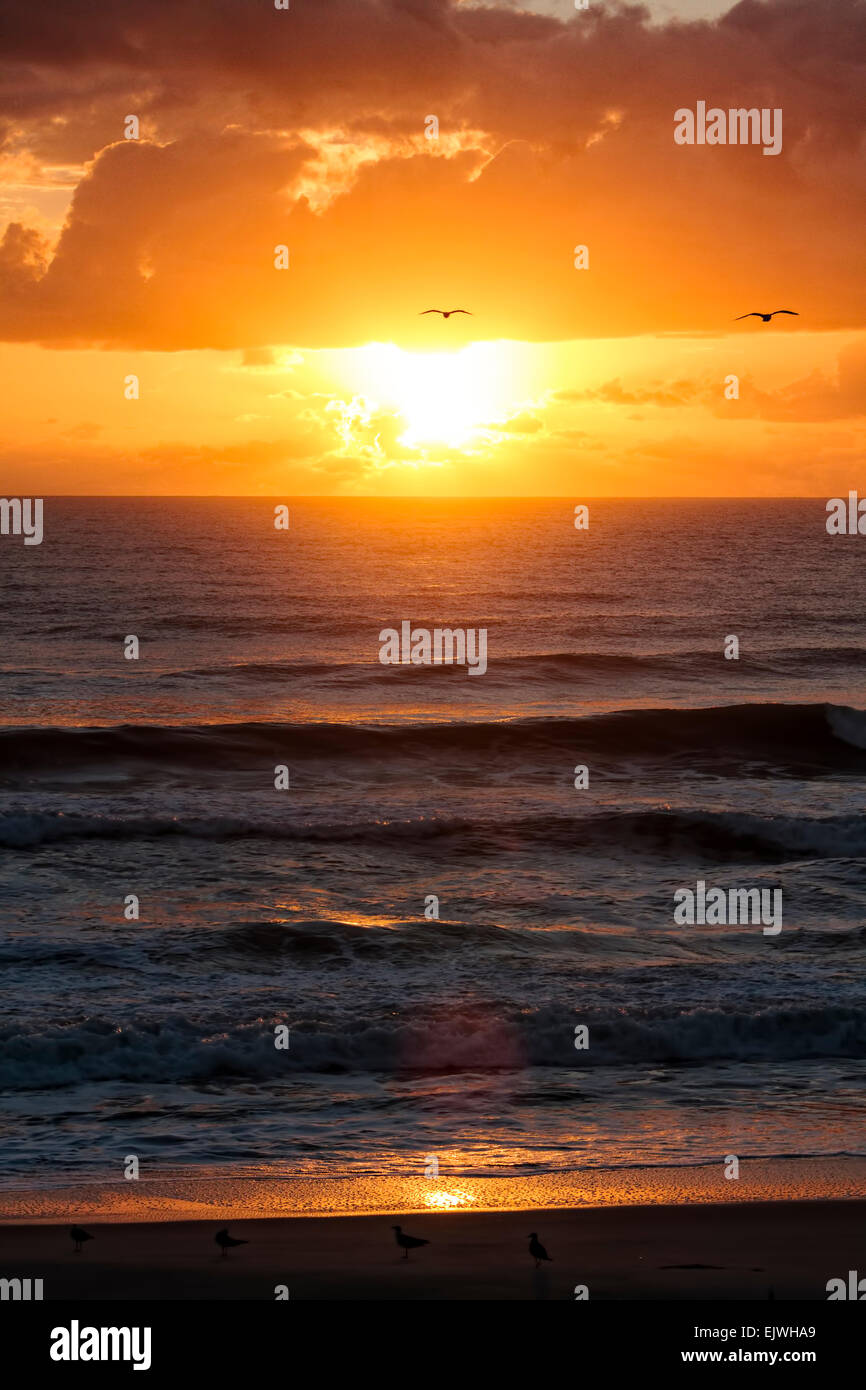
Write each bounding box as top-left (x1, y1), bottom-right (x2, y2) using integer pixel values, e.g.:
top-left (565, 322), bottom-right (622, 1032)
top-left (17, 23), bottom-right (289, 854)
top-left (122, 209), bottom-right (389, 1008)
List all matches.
top-left (448, 309), bottom-right (472, 315)
top-left (734, 313), bottom-right (761, 320)
top-left (419, 310), bottom-right (443, 315)
top-left (770, 309), bottom-right (798, 316)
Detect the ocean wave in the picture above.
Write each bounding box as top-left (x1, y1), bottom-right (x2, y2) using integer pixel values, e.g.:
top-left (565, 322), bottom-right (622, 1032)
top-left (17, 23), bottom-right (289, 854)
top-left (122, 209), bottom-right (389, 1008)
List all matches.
top-left (1, 702), bottom-right (865, 783)
top-left (189, 916), bottom-right (866, 965)
top-left (9, 645), bottom-right (866, 687)
top-left (1, 804), bottom-right (864, 859)
top-left (151, 645), bottom-right (866, 683)
top-left (2, 1004), bottom-right (864, 1088)
top-left (2, 919), bottom-right (860, 976)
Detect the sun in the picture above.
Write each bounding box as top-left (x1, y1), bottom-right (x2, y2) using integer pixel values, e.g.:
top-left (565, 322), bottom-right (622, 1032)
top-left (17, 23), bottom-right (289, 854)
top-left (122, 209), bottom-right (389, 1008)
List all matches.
top-left (348, 342), bottom-right (517, 448)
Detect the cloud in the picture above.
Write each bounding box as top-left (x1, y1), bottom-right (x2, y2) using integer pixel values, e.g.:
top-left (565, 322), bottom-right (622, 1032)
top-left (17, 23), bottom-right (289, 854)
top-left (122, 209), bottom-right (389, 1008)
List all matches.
top-left (483, 410), bottom-right (545, 432)
top-left (0, 0), bottom-right (864, 348)
top-left (551, 343), bottom-right (866, 422)
top-left (240, 347), bottom-right (277, 367)
top-left (555, 378), bottom-right (700, 406)
top-left (722, 344), bottom-right (866, 420)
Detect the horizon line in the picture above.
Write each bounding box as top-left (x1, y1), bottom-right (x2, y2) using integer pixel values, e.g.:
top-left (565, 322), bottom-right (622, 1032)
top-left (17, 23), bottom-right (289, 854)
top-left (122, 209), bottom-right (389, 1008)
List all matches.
top-left (8, 494), bottom-right (848, 502)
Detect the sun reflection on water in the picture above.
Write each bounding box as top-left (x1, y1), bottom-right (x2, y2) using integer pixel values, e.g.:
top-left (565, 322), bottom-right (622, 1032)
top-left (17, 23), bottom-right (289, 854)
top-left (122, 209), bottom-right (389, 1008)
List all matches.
top-left (422, 1188), bottom-right (476, 1209)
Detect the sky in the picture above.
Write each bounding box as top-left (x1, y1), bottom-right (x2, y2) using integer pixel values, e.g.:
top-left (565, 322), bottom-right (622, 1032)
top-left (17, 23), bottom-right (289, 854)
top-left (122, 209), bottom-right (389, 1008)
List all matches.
top-left (0, 0), bottom-right (865, 495)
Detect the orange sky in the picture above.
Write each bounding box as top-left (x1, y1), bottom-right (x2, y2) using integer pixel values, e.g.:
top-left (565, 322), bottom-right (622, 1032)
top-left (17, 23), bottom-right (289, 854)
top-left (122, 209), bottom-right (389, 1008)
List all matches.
top-left (1, 0), bottom-right (865, 495)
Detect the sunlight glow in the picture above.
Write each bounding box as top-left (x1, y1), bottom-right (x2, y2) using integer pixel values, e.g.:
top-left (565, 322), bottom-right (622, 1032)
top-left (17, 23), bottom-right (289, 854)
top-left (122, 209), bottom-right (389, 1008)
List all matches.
top-left (422, 1188), bottom-right (476, 1209)
top-left (349, 342), bottom-right (518, 448)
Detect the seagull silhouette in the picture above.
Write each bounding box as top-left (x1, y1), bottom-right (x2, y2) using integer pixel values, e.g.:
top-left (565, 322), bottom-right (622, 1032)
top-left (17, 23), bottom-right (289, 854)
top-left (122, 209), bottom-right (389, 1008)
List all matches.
top-left (529, 1233), bottom-right (552, 1267)
top-left (215, 1228), bottom-right (248, 1257)
top-left (70, 1226), bottom-right (93, 1253)
top-left (419, 309), bottom-right (472, 319)
top-left (392, 1224), bottom-right (430, 1259)
top-left (734, 310), bottom-right (799, 322)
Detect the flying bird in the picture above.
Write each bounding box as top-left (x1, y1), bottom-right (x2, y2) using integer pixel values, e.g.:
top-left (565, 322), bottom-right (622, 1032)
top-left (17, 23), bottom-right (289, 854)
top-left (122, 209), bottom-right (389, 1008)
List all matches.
top-left (734, 310), bottom-right (799, 322)
top-left (215, 1228), bottom-right (248, 1257)
top-left (392, 1224), bottom-right (430, 1259)
top-left (529, 1233), bottom-right (552, 1267)
top-left (70, 1226), bottom-right (93, 1253)
top-left (419, 309), bottom-right (472, 319)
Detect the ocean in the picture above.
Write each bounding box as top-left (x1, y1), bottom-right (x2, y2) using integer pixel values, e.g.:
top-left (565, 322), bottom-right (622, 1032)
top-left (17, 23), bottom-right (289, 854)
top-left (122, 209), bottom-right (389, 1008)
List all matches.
top-left (1, 497), bottom-right (864, 1197)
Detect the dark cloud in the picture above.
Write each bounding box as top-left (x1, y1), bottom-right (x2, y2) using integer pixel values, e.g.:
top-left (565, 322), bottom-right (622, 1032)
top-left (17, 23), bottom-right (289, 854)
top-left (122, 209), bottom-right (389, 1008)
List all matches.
top-left (0, 0), bottom-right (863, 347)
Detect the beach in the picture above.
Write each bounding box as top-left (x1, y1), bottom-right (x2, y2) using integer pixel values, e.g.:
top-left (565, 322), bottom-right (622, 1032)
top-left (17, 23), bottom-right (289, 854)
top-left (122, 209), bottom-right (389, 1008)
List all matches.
top-left (2, 1158), bottom-right (863, 1300)
top-left (2, 1197), bottom-right (861, 1300)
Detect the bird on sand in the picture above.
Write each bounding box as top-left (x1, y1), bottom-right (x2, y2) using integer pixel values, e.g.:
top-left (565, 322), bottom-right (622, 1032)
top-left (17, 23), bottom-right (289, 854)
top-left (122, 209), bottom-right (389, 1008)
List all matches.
top-left (392, 1224), bottom-right (430, 1259)
top-left (529, 1233), bottom-right (552, 1267)
top-left (215, 1228), bottom-right (248, 1257)
top-left (419, 309), bottom-right (472, 319)
top-left (70, 1226), bottom-right (93, 1253)
top-left (734, 309), bottom-right (798, 322)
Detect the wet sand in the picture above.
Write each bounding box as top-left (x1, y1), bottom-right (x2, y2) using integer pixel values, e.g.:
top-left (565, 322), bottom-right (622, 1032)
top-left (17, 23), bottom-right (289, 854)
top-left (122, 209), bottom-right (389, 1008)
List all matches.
top-left (1, 1199), bottom-right (861, 1300)
top-left (2, 1155), bottom-right (864, 1224)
